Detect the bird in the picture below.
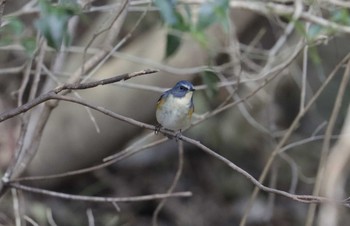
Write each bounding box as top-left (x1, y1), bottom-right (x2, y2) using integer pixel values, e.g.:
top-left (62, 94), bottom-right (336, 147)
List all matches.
top-left (156, 80), bottom-right (195, 137)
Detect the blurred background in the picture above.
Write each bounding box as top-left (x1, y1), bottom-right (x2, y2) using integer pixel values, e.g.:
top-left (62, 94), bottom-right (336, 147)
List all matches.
top-left (1, 0), bottom-right (350, 225)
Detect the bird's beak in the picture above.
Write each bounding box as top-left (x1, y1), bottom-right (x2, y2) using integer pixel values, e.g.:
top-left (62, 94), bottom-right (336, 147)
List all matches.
top-left (190, 87), bottom-right (195, 92)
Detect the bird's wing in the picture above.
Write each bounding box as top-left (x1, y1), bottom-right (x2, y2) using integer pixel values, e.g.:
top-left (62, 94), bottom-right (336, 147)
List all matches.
top-left (156, 91), bottom-right (169, 109)
top-left (188, 101), bottom-right (194, 118)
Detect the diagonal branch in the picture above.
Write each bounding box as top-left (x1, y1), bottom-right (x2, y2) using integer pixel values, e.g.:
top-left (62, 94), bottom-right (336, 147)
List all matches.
top-left (0, 69), bottom-right (158, 123)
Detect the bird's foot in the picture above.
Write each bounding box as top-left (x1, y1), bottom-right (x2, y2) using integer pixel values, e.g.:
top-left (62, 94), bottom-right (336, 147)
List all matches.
top-left (174, 130), bottom-right (182, 142)
top-left (154, 124), bottom-right (161, 135)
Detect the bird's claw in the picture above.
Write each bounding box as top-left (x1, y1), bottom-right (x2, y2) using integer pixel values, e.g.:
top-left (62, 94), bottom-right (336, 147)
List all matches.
top-left (174, 130), bottom-right (182, 142)
top-left (155, 124), bottom-right (161, 135)
top-left (155, 126), bottom-right (182, 141)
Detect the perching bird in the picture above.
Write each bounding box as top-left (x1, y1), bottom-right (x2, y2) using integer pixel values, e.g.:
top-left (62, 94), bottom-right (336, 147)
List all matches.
top-left (156, 80), bottom-right (195, 134)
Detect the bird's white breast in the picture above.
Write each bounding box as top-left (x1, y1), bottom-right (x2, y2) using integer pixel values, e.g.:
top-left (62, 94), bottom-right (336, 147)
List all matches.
top-left (156, 92), bottom-right (193, 131)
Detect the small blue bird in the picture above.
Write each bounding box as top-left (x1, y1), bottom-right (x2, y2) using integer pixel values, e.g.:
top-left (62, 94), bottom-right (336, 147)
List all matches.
top-left (156, 80), bottom-right (195, 133)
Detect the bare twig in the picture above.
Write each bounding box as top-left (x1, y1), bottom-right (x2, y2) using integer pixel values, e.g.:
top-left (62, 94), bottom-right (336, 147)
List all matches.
top-left (306, 57), bottom-right (350, 226)
top-left (17, 63), bottom-right (33, 107)
top-left (10, 183), bottom-right (192, 203)
top-left (239, 52), bottom-right (350, 226)
top-left (111, 202), bottom-right (121, 212)
top-left (318, 107), bottom-right (350, 226)
top-left (0, 0), bottom-right (5, 28)
top-left (193, 42), bottom-right (302, 127)
top-left (11, 188), bottom-right (21, 226)
top-left (0, 69), bottom-right (157, 199)
top-left (23, 215), bottom-right (39, 226)
top-left (13, 136), bottom-right (167, 182)
top-left (81, 0), bottom-right (129, 77)
top-left (268, 0), bottom-right (303, 57)
top-left (0, 69), bottom-right (158, 123)
top-left (83, 0), bottom-right (151, 82)
top-left (0, 65), bottom-right (25, 75)
top-left (180, 136), bottom-right (344, 205)
top-left (86, 209), bottom-right (95, 226)
top-left (46, 209), bottom-right (58, 226)
top-left (29, 38), bottom-right (46, 101)
top-left (152, 141), bottom-right (184, 226)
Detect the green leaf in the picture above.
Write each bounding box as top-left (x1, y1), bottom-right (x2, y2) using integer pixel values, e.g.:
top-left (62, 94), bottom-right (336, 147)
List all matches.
top-left (197, 0), bottom-right (229, 31)
top-left (165, 33), bottom-right (181, 58)
top-left (0, 17), bottom-right (24, 46)
top-left (35, 0), bottom-right (79, 50)
top-left (197, 2), bottom-right (215, 30)
top-left (191, 30), bottom-right (208, 47)
top-left (0, 36), bottom-right (12, 46)
top-left (183, 3), bottom-right (192, 22)
top-left (309, 46), bottom-right (321, 65)
top-left (308, 24), bottom-right (323, 39)
top-left (7, 18), bottom-right (24, 35)
top-left (172, 12), bottom-right (190, 31)
top-left (154, 0), bottom-right (179, 26)
top-left (331, 8), bottom-right (350, 25)
top-left (155, 0), bottom-right (191, 32)
top-left (21, 37), bottom-right (37, 56)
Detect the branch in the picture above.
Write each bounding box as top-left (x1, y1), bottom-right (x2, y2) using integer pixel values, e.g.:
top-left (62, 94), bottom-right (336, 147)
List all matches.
top-left (12, 137), bottom-right (167, 182)
top-left (0, 0), bottom-right (5, 28)
top-left (180, 135), bottom-right (350, 206)
top-left (189, 0), bottom-right (350, 34)
top-left (240, 52), bottom-right (350, 226)
top-left (10, 183), bottom-right (192, 203)
top-left (0, 69), bottom-right (158, 123)
top-left (307, 54), bottom-right (350, 226)
top-left (152, 140), bottom-right (184, 226)
top-left (2, 72), bottom-right (348, 208)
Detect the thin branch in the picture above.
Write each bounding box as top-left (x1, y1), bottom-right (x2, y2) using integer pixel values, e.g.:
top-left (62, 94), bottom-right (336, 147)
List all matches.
top-left (17, 63), bottom-right (32, 107)
top-left (23, 215), bottom-right (39, 226)
top-left (86, 209), bottom-right (95, 226)
top-left (0, 69), bottom-right (158, 123)
top-left (111, 202), bottom-right (121, 212)
top-left (152, 140), bottom-right (184, 226)
top-left (229, 1), bottom-right (350, 33)
top-left (318, 95), bottom-right (350, 226)
top-left (12, 136), bottom-right (167, 182)
top-left (239, 52), bottom-right (350, 226)
top-left (0, 65), bottom-right (25, 75)
top-left (10, 183), bottom-right (192, 203)
top-left (180, 136), bottom-right (342, 205)
top-left (46, 209), bottom-right (58, 226)
top-left (306, 56), bottom-right (350, 226)
top-left (0, 69), bottom-right (158, 198)
top-left (11, 188), bottom-right (21, 226)
top-left (29, 38), bottom-right (46, 101)
top-left (268, 0), bottom-right (303, 57)
top-left (103, 135), bottom-right (167, 162)
top-left (82, 0), bottom-right (151, 82)
top-left (0, 0), bottom-right (5, 28)
top-left (81, 0), bottom-right (129, 77)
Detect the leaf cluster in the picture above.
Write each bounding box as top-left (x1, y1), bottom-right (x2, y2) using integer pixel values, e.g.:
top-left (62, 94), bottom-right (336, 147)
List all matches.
top-left (154, 0), bottom-right (229, 58)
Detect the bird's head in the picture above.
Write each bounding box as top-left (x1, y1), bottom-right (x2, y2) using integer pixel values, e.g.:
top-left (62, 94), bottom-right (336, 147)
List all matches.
top-left (169, 80), bottom-right (195, 98)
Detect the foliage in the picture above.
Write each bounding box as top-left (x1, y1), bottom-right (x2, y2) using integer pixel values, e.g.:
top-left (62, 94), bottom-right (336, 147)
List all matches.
top-left (35, 0), bottom-right (80, 50)
top-left (0, 17), bottom-right (36, 55)
top-left (154, 0), bottom-right (229, 59)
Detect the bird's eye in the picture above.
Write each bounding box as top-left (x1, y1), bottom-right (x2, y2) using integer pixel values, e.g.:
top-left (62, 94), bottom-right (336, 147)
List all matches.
top-left (180, 86), bottom-right (187, 91)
